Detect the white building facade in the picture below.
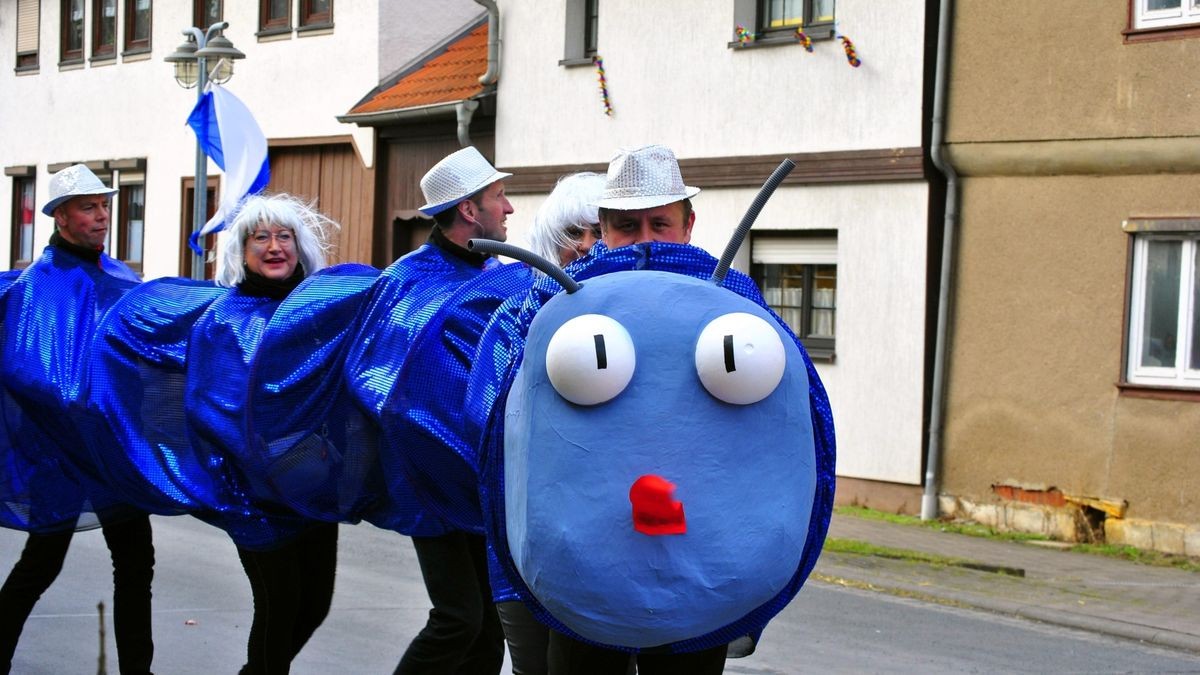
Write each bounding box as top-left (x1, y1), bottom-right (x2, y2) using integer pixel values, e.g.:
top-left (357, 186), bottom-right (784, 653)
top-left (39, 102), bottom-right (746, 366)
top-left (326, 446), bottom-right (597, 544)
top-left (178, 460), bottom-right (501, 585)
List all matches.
top-left (492, 0), bottom-right (935, 497)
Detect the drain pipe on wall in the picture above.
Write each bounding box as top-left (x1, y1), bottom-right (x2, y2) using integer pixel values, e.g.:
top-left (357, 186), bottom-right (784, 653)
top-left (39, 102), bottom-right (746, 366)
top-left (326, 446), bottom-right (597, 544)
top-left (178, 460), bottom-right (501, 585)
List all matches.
top-left (476, 0), bottom-right (501, 86)
top-left (922, 0), bottom-right (959, 521)
top-left (457, 0), bottom-right (500, 148)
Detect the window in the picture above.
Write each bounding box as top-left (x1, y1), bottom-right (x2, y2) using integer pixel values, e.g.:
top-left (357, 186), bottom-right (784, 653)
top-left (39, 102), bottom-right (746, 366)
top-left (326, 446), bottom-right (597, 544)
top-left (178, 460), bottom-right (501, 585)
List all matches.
top-left (92, 0), bottom-right (117, 59)
top-left (61, 0), bottom-right (84, 62)
top-left (10, 176), bottom-right (36, 268)
top-left (180, 177), bottom-right (217, 279)
top-left (732, 0), bottom-right (836, 45)
top-left (193, 0), bottom-right (221, 28)
top-left (299, 0), bottom-right (332, 28)
top-left (751, 233), bottom-right (837, 359)
top-left (123, 0), bottom-right (151, 53)
top-left (1132, 0), bottom-right (1200, 30)
top-left (117, 182), bottom-right (144, 271)
top-left (16, 0), bottom-right (40, 70)
top-left (1126, 229), bottom-right (1200, 388)
top-left (560, 0), bottom-right (598, 66)
top-left (259, 0), bottom-right (291, 34)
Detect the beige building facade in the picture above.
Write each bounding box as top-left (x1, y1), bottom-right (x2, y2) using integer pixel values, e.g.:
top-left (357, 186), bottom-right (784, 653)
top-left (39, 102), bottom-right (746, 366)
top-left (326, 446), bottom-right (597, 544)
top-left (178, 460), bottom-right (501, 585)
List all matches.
top-left (939, 1), bottom-right (1200, 553)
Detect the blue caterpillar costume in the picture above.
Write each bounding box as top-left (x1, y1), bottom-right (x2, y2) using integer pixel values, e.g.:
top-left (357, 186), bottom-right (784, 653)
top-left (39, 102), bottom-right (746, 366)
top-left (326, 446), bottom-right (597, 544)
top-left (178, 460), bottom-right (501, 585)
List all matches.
top-left (0, 177), bottom-right (835, 654)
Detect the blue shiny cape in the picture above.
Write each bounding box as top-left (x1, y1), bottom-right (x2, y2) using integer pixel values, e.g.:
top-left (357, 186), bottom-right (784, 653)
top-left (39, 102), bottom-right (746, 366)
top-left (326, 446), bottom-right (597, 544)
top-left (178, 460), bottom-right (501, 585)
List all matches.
top-left (0, 247), bottom-right (139, 532)
top-left (246, 264), bottom-right (386, 523)
top-left (382, 262), bottom-right (535, 533)
top-left (184, 287), bottom-right (308, 550)
top-left (470, 241), bottom-right (837, 653)
top-left (342, 243), bottom-right (486, 536)
top-left (87, 277), bottom-right (225, 514)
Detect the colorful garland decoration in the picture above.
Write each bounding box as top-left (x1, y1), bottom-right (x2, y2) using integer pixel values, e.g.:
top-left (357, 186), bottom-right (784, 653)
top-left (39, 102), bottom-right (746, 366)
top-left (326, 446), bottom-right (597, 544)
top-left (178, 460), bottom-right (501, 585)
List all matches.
top-left (837, 35), bottom-right (861, 67)
top-left (593, 55), bottom-right (614, 117)
top-left (735, 24), bottom-right (755, 46)
top-left (794, 29), bottom-right (813, 52)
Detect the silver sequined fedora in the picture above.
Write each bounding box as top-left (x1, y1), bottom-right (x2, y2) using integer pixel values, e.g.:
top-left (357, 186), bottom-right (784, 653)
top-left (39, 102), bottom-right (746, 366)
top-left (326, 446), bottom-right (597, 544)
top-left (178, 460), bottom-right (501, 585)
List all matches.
top-left (594, 144), bottom-right (700, 211)
top-left (41, 164), bottom-right (118, 216)
top-left (418, 146), bottom-right (512, 216)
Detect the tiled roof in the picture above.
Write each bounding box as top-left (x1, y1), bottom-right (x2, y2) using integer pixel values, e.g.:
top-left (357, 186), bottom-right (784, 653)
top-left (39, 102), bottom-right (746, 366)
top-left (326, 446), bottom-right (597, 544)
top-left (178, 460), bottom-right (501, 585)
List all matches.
top-left (348, 23), bottom-right (488, 115)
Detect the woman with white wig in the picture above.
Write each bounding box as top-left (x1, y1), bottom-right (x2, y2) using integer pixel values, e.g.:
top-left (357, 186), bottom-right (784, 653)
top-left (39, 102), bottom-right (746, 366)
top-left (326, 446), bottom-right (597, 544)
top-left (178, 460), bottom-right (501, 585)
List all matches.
top-left (192, 193), bottom-right (340, 674)
top-left (527, 172), bottom-right (606, 268)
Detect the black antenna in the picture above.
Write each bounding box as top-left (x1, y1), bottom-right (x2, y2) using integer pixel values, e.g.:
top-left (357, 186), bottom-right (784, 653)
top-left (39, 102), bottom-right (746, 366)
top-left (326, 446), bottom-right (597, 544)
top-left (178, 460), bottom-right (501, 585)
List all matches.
top-left (468, 239), bottom-right (583, 293)
top-left (709, 158), bottom-right (796, 286)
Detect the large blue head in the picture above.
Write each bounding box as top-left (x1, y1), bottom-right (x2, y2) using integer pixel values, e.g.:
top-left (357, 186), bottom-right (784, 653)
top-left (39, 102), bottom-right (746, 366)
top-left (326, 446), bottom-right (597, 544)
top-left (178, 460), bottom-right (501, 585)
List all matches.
top-left (504, 267), bottom-right (817, 648)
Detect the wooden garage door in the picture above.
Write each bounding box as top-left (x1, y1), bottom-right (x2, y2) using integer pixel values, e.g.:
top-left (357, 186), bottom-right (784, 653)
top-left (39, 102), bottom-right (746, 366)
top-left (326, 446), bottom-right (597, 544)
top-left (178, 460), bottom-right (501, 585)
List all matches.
top-left (267, 142), bottom-right (374, 265)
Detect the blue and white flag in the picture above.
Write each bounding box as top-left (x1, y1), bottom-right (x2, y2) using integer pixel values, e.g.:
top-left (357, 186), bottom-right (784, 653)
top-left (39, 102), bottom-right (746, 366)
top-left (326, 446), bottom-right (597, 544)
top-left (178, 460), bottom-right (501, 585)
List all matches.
top-left (186, 83), bottom-right (271, 254)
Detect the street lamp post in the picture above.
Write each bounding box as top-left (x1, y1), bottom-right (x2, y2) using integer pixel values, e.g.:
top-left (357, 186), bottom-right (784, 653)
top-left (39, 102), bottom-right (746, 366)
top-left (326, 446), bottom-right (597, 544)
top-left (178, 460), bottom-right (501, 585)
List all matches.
top-left (164, 22), bottom-right (245, 280)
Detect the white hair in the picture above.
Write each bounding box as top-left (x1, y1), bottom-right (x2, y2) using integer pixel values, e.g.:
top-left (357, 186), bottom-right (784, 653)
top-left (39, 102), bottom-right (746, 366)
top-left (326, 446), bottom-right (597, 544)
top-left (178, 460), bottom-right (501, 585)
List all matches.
top-left (214, 193), bottom-right (337, 288)
top-left (528, 172), bottom-right (606, 266)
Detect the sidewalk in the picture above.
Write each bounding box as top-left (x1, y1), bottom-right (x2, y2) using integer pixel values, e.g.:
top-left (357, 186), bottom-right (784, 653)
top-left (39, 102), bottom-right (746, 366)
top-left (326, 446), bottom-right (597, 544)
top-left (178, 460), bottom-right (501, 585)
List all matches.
top-left (815, 514), bottom-right (1200, 655)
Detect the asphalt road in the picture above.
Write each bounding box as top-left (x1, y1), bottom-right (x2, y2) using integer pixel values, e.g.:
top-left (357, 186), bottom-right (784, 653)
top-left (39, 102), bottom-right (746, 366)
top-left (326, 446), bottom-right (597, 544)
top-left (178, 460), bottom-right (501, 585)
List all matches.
top-left (0, 516), bottom-right (1196, 674)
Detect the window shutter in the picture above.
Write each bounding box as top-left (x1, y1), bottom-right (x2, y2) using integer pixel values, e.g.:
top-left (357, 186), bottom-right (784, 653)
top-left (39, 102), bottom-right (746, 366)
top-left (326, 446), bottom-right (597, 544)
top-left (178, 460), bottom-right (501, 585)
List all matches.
top-left (17, 0), bottom-right (39, 54)
top-left (752, 237), bottom-right (837, 265)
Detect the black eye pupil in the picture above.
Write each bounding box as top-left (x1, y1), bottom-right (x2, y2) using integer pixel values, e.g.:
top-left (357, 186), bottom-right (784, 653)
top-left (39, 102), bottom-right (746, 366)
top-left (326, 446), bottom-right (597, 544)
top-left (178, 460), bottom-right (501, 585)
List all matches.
top-left (594, 334), bottom-right (608, 370)
top-left (724, 334), bottom-right (736, 372)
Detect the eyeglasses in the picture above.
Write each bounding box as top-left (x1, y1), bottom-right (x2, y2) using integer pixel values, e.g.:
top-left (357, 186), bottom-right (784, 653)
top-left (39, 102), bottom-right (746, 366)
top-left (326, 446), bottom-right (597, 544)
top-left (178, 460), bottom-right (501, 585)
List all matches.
top-left (249, 230), bottom-right (294, 247)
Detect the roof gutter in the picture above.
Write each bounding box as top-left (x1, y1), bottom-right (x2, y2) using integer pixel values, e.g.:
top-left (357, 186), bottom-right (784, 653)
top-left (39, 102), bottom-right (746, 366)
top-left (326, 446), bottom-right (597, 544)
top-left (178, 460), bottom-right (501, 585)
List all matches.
top-left (922, 0), bottom-right (959, 521)
top-left (475, 0), bottom-right (501, 86)
top-left (336, 98), bottom-right (481, 148)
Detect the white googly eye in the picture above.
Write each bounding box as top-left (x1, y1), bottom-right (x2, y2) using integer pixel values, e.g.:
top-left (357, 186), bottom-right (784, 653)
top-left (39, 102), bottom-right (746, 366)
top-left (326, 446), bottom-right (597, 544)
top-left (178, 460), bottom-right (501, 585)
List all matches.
top-left (694, 312), bottom-right (786, 405)
top-left (545, 314), bottom-right (636, 406)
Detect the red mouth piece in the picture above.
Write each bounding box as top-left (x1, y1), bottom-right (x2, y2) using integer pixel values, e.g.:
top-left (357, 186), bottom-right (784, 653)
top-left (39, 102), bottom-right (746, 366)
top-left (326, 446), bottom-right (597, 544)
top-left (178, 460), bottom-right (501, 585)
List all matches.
top-left (629, 474), bottom-right (687, 536)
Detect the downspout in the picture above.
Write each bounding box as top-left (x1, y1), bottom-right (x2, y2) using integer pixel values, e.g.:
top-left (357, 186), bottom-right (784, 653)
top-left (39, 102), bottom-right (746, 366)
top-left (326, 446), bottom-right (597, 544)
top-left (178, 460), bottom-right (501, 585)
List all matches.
top-left (456, 99), bottom-right (479, 148)
top-left (475, 0), bottom-right (501, 86)
top-left (922, 0), bottom-right (958, 521)
top-left (459, 0), bottom-right (500, 148)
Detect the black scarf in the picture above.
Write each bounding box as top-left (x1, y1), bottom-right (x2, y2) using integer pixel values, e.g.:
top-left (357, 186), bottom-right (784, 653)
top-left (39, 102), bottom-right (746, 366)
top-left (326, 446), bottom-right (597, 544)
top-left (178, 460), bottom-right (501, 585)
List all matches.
top-left (49, 230), bottom-right (101, 263)
top-left (429, 225), bottom-right (492, 269)
top-left (238, 263), bottom-right (306, 300)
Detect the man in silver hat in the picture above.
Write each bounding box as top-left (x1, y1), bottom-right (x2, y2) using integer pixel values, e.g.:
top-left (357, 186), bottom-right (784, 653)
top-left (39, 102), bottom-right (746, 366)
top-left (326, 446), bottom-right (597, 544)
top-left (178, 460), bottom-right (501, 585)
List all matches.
top-left (388, 146), bottom-right (511, 675)
top-left (544, 145), bottom-right (730, 675)
top-left (0, 164), bottom-right (154, 674)
top-left (595, 144), bottom-right (700, 251)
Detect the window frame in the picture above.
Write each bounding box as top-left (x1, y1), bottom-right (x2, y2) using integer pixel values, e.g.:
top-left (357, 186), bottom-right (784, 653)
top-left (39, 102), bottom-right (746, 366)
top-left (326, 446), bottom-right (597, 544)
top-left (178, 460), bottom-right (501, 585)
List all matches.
top-left (16, 0), bottom-right (41, 71)
top-left (299, 0), bottom-right (332, 29)
top-left (193, 0), bottom-right (222, 29)
top-left (258, 0), bottom-right (292, 36)
top-left (732, 0), bottom-right (836, 49)
top-left (122, 0), bottom-right (151, 54)
top-left (560, 0), bottom-right (598, 66)
top-left (1125, 0), bottom-right (1200, 42)
top-left (1124, 227), bottom-right (1200, 389)
top-left (91, 0), bottom-right (117, 60)
top-left (10, 175), bottom-right (36, 269)
top-left (117, 180), bottom-right (145, 272)
top-left (60, 0), bottom-right (84, 64)
top-left (750, 232), bottom-right (838, 361)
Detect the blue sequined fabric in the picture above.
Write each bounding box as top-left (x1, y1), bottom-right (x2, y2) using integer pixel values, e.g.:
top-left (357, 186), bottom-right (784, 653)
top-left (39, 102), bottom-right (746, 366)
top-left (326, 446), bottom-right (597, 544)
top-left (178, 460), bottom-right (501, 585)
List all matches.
top-left (471, 241), bottom-right (837, 653)
top-left (0, 247), bottom-right (139, 532)
top-left (382, 262), bottom-right (535, 533)
top-left (247, 264), bottom-right (386, 523)
top-left (342, 244), bottom-right (485, 536)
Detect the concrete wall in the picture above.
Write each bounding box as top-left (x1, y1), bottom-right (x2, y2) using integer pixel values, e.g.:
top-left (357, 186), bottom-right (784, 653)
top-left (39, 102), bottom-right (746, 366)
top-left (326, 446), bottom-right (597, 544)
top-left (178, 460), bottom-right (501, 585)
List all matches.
top-left (0, 1), bottom-right (379, 280)
top-left (496, 0), bottom-right (931, 485)
top-left (942, 0), bottom-right (1200, 532)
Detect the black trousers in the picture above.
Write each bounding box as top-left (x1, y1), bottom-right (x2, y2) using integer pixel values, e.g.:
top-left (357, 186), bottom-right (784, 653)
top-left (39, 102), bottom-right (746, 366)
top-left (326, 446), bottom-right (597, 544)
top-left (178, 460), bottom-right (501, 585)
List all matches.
top-left (394, 531), bottom-right (504, 675)
top-left (547, 631), bottom-right (727, 675)
top-left (0, 512), bottom-right (155, 675)
top-left (236, 521), bottom-right (339, 675)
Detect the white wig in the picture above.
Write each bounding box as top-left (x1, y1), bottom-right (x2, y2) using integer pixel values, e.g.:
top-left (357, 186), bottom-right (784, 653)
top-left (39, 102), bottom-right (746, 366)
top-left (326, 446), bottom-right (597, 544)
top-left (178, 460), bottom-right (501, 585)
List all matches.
top-left (214, 193), bottom-right (337, 288)
top-left (528, 172), bottom-right (606, 266)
